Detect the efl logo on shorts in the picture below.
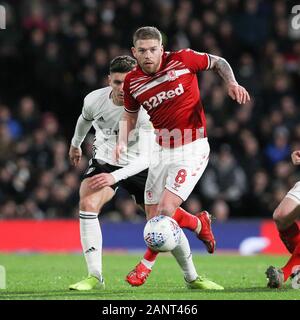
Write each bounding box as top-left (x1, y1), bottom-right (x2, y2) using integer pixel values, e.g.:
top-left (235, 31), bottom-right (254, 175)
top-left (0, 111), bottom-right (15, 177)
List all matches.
top-left (0, 265), bottom-right (6, 289)
top-left (172, 183), bottom-right (181, 192)
top-left (0, 5), bottom-right (6, 29)
top-left (86, 167), bottom-right (95, 175)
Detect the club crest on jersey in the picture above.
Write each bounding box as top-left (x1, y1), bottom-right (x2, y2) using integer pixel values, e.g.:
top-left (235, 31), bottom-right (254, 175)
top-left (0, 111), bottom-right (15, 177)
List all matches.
top-left (167, 70), bottom-right (178, 81)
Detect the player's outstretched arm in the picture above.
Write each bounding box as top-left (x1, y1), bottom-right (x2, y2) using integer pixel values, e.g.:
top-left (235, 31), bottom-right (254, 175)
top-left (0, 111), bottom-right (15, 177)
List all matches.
top-left (209, 54), bottom-right (250, 104)
top-left (115, 111), bottom-right (138, 161)
top-left (89, 151), bottom-right (150, 189)
top-left (90, 125), bottom-right (153, 190)
top-left (291, 150), bottom-right (300, 165)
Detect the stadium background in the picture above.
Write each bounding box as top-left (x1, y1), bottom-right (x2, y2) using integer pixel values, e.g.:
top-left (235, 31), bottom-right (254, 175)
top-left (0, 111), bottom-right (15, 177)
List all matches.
top-left (0, 0), bottom-right (299, 254)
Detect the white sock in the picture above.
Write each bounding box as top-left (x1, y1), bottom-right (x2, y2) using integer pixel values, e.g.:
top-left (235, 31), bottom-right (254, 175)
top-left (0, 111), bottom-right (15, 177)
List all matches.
top-left (171, 230), bottom-right (198, 282)
top-left (79, 211), bottom-right (103, 281)
top-left (141, 258), bottom-right (156, 269)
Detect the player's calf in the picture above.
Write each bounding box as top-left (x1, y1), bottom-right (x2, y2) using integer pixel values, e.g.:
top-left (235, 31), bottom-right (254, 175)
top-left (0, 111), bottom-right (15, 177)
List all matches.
top-left (273, 199), bottom-right (300, 254)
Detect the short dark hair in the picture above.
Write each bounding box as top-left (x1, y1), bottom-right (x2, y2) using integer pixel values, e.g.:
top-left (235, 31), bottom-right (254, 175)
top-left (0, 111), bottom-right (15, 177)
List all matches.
top-left (133, 26), bottom-right (162, 46)
top-left (109, 55), bottom-right (136, 73)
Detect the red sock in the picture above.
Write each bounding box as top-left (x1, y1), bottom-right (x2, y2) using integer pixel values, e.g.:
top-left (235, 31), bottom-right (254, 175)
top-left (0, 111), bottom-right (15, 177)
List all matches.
top-left (279, 222), bottom-right (300, 254)
top-left (281, 242), bottom-right (300, 281)
top-left (143, 248), bottom-right (158, 262)
top-left (172, 207), bottom-right (198, 231)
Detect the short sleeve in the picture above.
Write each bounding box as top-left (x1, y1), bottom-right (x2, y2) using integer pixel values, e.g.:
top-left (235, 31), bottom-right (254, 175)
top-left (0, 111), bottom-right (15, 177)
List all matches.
top-left (82, 98), bottom-right (94, 121)
top-left (178, 49), bottom-right (210, 73)
top-left (124, 73), bottom-right (140, 113)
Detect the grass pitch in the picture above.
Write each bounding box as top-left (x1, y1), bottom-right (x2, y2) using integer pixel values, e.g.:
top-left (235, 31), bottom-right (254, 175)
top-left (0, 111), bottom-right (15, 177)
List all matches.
top-left (0, 253), bottom-right (299, 300)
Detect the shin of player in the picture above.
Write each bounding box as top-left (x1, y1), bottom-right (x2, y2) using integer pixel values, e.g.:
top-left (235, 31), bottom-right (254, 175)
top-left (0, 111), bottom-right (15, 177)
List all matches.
top-left (79, 181), bottom-right (114, 285)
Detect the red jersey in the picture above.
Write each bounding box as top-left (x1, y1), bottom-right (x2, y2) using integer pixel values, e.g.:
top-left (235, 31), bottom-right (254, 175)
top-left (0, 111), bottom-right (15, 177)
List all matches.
top-left (124, 49), bottom-right (210, 147)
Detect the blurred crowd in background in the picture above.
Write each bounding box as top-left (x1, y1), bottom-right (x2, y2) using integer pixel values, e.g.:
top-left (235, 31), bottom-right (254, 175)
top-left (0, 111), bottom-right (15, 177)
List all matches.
top-left (0, 0), bottom-right (299, 221)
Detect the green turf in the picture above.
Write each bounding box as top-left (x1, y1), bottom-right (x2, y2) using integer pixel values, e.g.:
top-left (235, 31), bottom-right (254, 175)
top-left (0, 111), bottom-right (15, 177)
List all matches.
top-left (0, 253), bottom-right (299, 300)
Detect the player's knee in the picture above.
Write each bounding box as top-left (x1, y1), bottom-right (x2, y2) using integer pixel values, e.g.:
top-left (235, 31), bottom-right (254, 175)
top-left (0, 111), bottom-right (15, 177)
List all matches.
top-left (273, 207), bottom-right (290, 227)
top-left (158, 204), bottom-right (176, 217)
top-left (79, 197), bottom-right (100, 213)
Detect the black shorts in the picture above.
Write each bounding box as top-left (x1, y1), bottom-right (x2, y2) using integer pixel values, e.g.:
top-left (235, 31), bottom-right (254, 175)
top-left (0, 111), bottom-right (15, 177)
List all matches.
top-left (82, 159), bottom-right (148, 205)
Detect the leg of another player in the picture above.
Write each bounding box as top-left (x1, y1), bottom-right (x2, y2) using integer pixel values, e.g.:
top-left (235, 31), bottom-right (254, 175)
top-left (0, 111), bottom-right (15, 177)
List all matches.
top-left (273, 197), bottom-right (300, 253)
top-left (266, 197), bottom-right (300, 288)
top-left (69, 178), bottom-right (115, 291)
top-left (275, 198), bottom-right (300, 281)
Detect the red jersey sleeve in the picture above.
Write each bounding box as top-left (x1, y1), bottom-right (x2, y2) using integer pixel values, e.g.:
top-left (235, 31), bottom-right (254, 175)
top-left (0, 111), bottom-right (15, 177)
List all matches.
top-left (177, 49), bottom-right (210, 73)
top-left (123, 73), bottom-right (140, 113)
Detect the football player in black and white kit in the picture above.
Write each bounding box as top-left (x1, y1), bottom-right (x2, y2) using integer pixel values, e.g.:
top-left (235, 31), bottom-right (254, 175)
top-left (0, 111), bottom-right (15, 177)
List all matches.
top-left (68, 55), bottom-right (221, 292)
top-left (68, 56), bottom-right (154, 290)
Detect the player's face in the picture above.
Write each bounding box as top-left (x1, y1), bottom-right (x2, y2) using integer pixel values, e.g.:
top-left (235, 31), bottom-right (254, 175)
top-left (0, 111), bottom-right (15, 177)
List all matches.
top-left (132, 39), bottom-right (163, 74)
top-left (108, 72), bottom-right (127, 105)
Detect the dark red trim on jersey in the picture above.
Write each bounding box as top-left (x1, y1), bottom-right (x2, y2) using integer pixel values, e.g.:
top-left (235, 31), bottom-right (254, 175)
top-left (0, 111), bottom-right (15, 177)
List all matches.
top-left (124, 107), bottom-right (139, 113)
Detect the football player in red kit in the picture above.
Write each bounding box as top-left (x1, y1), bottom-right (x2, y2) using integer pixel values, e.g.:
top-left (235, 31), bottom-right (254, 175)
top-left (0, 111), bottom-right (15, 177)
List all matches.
top-left (266, 150), bottom-right (300, 289)
top-left (116, 26), bottom-right (250, 288)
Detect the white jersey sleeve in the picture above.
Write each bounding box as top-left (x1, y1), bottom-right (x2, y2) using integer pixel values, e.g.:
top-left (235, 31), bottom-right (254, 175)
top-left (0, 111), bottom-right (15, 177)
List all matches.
top-left (70, 90), bottom-right (101, 148)
top-left (71, 115), bottom-right (93, 148)
top-left (82, 94), bottom-right (97, 121)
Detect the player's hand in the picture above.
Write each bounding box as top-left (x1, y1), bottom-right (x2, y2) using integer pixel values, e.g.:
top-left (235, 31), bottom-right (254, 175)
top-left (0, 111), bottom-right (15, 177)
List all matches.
top-left (291, 150), bottom-right (300, 165)
top-left (114, 142), bottom-right (127, 162)
top-left (69, 145), bottom-right (82, 167)
top-left (88, 173), bottom-right (116, 189)
top-left (227, 82), bottom-right (250, 104)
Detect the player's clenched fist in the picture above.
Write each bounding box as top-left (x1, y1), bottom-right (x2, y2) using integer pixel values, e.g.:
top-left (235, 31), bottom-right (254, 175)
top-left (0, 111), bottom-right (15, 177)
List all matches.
top-left (227, 82), bottom-right (250, 105)
top-left (291, 150), bottom-right (300, 165)
top-left (69, 145), bottom-right (82, 166)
